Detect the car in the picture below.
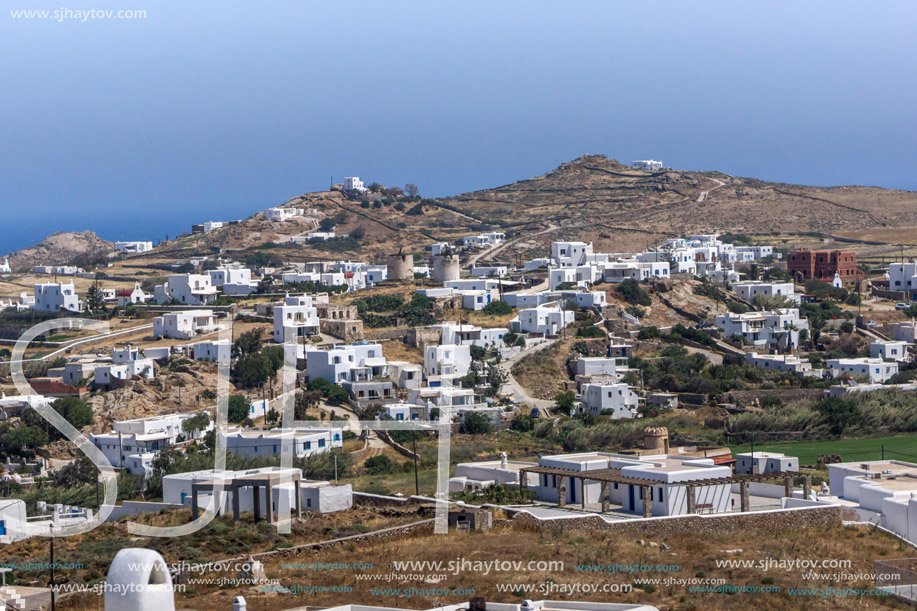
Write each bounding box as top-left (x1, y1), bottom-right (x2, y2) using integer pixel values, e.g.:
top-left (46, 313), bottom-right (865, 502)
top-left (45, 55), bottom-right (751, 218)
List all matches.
top-left (895, 303), bottom-right (911, 310)
top-left (866, 320), bottom-right (878, 327)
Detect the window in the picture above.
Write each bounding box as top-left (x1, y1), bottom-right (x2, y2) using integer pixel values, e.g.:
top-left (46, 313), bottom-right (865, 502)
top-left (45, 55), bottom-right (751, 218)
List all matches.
top-left (318, 439), bottom-right (325, 447)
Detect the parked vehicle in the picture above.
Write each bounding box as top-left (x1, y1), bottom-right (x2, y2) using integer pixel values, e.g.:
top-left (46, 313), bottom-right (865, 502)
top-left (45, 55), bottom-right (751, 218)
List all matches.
top-left (895, 303), bottom-right (910, 310)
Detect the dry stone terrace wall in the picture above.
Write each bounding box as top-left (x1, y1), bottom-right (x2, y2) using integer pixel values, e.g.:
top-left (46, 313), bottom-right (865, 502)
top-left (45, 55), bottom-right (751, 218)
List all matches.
top-left (509, 505), bottom-right (842, 537)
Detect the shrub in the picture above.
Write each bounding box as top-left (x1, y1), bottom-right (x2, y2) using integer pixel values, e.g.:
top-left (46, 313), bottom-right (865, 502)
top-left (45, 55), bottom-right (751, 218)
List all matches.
top-left (462, 412), bottom-right (492, 435)
top-left (365, 455), bottom-right (393, 475)
top-left (482, 301), bottom-right (513, 316)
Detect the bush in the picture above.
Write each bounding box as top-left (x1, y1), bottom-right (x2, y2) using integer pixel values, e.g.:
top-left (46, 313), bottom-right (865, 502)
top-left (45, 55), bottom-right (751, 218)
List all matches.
top-left (365, 455), bottom-right (393, 475)
top-left (617, 279), bottom-right (652, 306)
top-left (511, 414), bottom-right (535, 432)
top-left (637, 326), bottom-right (660, 340)
top-left (482, 301), bottom-right (513, 316)
top-left (576, 325), bottom-right (605, 338)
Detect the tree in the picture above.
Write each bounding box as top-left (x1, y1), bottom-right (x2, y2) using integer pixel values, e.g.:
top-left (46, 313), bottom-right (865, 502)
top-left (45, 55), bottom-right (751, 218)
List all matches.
top-left (86, 280), bottom-right (106, 313)
top-left (511, 414), bottom-right (535, 432)
top-left (25, 398), bottom-right (95, 440)
top-left (228, 395), bottom-right (250, 424)
top-left (462, 412), bottom-right (492, 435)
top-left (181, 412), bottom-right (211, 438)
top-left (54, 454), bottom-right (98, 487)
top-left (295, 389), bottom-right (323, 419)
top-left (814, 397), bottom-right (860, 435)
top-left (256, 276), bottom-right (275, 294)
top-left (555, 390), bottom-right (576, 415)
top-left (482, 301), bottom-right (513, 316)
top-left (233, 328), bottom-right (264, 357)
top-left (350, 226), bottom-right (366, 240)
top-left (0, 423), bottom-right (48, 459)
top-left (405, 183), bottom-right (419, 197)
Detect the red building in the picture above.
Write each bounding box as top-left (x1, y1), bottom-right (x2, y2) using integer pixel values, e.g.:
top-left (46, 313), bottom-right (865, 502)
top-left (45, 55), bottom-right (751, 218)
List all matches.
top-left (787, 250), bottom-right (858, 281)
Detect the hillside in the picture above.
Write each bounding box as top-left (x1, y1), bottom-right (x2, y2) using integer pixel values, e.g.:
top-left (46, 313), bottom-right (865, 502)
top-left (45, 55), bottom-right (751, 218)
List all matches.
top-left (158, 155), bottom-right (917, 266)
top-left (6, 230), bottom-right (114, 271)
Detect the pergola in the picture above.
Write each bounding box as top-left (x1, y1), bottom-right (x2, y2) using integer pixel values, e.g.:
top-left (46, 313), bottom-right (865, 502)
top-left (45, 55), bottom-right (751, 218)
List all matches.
top-left (190, 470), bottom-right (303, 523)
top-left (518, 465), bottom-right (813, 517)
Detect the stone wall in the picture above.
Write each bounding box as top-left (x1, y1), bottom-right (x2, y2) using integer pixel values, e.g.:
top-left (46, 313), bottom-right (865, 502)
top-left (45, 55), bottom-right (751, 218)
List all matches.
top-left (509, 505), bottom-right (841, 537)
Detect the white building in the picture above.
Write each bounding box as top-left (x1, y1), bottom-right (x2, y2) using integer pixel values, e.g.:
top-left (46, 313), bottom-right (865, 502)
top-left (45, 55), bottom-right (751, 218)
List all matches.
top-left (208, 267), bottom-right (257, 295)
top-left (715, 308), bottom-right (808, 349)
top-left (575, 356), bottom-right (628, 379)
top-left (826, 460), bottom-right (917, 543)
top-left (0, 257), bottom-right (11, 274)
top-left (191, 339), bottom-right (231, 363)
top-left (578, 383), bottom-right (639, 419)
top-left (601, 259), bottom-right (670, 283)
top-left (826, 358), bottom-right (898, 383)
top-left (735, 245), bottom-right (774, 260)
top-left (90, 412), bottom-right (211, 473)
top-left (424, 344), bottom-right (472, 381)
top-left (388, 362), bottom-right (423, 390)
top-left (153, 274), bottom-right (218, 306)
top-left (735, 452), bottom-right (799, 475)
top-left (732, 281), bottom-right (796, 303)
top-left (306, 343), bottom-right (388, 384)
top-left (509, 302), bottom-right (575, 336)
top-left (114, 241), bottom-right (154, 255)
top-left (744, 352), bottom-right (813, 374)
top-left (632, 159), bottom-right (663, 171)
top-left (533, 452), bottom-right (731, 517)
top-left (870, 340), bottom-right (910, 363)
top-left (94, 358), bottom-right (155, 388)
top-left (34, 282), bottom-right (81, 313)
top-left (226, 428), bottom-right (342, 459)
top-left (470, 264), bottom-right (509, 278)
top-left (116, 282), bottom-right (149, 306)
top-left (432, 321), bottom-right (508, 348)
top-left (888, 261), bottom-right (917, 299)
top-left (892, 321), bottom-right (917, 344)
top-left (343, 177), bottom-right (367, 193)
top-left (262, 207), bottom-right (302, 221)
top-left (153, 310), bottom-right (220, 340)
top-left (551, 241), bottom-right (593, 268)
top-left (462, 232), bottom-right (505, 248)
top-left (163, 467), bottom-right (352, 519)
top-left (273, 294), bottom-right (320, 343)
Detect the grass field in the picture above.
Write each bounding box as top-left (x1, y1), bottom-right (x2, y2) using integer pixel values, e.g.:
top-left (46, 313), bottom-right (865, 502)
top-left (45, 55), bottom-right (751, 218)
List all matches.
top-left (730, 433), bottom-right (917, 465)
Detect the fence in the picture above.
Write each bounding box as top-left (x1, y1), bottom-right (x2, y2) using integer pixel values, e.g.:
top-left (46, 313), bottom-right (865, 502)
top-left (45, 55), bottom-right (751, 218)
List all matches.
top-left (875, 558), bottom-right (917, 603)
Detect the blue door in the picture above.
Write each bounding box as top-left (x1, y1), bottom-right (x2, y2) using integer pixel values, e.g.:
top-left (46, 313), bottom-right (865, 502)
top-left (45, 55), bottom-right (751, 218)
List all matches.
top-left (628, 486), bottom-right (635, 511)
top-left (181, 492), bottom-right (187, 504)
top-left (0, 520), bottom-right (5, 535)
top-left (569, 481), bottom-right (576, 504)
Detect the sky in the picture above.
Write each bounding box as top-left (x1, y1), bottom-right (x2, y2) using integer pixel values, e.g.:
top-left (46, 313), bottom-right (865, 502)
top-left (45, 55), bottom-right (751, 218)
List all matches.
top-left (2, 1), bottom-right (917, 254)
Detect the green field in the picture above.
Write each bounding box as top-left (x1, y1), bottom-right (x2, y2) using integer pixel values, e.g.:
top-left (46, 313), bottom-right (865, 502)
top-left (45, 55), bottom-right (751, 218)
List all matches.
top-left (730, 433), bottom-right (917, 465)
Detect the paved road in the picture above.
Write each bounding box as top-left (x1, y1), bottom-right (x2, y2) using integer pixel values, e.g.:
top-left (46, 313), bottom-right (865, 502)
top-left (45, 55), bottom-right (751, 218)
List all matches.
top-left (317, 400), bottom-right (387, 449)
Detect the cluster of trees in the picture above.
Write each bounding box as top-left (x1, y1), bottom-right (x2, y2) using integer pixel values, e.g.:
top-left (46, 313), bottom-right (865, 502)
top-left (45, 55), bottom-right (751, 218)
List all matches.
top-left (615, 279), bottom-right (652, 307)
top-left (230, 329), bottom-right (285, 390)
top-left (357, 293), bottom-right (436, 329)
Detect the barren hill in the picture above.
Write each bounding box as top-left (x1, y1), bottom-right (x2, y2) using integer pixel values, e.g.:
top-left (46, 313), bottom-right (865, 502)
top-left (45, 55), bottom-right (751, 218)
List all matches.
top-left (7, 230), bottom-right (114, 270)
top-left (37, 156), bottom-right (917, 267)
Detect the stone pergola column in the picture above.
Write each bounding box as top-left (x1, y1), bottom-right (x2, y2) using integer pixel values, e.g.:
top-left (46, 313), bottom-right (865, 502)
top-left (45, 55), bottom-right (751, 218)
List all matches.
top-left (642, 485), bottom-right (652, 518)
top-left (600, 481), bottom-right (609, 513)
top-left (265, 482), bottom-right (274, 523)
top-left (518, 470), bottom-right (527, 492)
top-left (739, 481), bottom-right (750, 512)
top-left (253, 484), bottom-right (262, 522)
top-left (295, 479), bottom-right (302, 519)
top-left (784, 475), bottom-right (793, 499)
top-left (232, 484), bottom-right (241, 521)
top-left (191, 483), bottom-right (200, 520)
top-left (803, 474), bottom-right (812, 500)
top-left (686, 485), bottom-right (696, 514)
top-left (558, 476), bottom-right (566, 508)
top-left (582, 478), bottom-right (587, 510)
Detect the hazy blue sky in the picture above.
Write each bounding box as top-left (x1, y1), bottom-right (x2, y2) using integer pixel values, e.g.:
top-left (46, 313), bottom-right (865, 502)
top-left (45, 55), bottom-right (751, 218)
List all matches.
top-left (2, 1), bottom-right (916, 253)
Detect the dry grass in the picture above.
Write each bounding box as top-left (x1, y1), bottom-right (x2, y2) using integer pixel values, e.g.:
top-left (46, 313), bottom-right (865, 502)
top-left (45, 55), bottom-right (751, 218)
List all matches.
top-left (58, 520), bottom-right (915, 611)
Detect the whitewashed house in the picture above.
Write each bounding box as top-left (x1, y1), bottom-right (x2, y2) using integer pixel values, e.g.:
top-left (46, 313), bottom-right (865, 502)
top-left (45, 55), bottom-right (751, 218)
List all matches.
top-left (578, 383), bottom-right (639, 418)
top-left (888, 261), bottom-right (917, 299)
top-left (263, 207), bottom-right (302, 221)
top-left (191, 339), bottom-right (231, 362)
top-left (226, 429), bottom-right (342, 459)
top-left (153, 310), bottom-right (220, 340)
top-left (735, 452), bottom-right (798, 475)
top-left (892, 321), bottom-right (917, 343)
top-left (744, 352), bottom-right (813, 374)
top-left (153, 274), bottom-right (218, 305)
top-left (208, 267), bottom-right (257, 295)
top-left (343, 177), bottom-right (367, 193)
top-left (509, 302), bottom-right (575, 336)
top-left (732, 281), bottom-right (796, 303)
top-left (551, 241), bottom-right (593, 268)
top-left (714, 308), bottom-right (808, 349)
top-left (826, 358), bottom-right (898, 383)
top-left (34, 282), bottom-right (82, 313)
top-left (273, 294), bottom-right (320, 343)
top-left (114, 241), bottom-right (154, 255)
top-left (870, 340), bottom-right (910, 363)
top-left (424, 344), bottom-right (472, 381)
top-left (632, 159), bottom-right (663, 171)
top-left (116, 282), bottom-right (149, 306)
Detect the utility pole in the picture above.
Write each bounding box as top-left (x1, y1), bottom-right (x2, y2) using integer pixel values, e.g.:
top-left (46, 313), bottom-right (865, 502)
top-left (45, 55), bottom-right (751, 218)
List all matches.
top-left (412, 428), bottom-right (419, 496)
top-left (50, 526), bottom-right (56, 611)
top-left (117, 431), bottom-right (123, 469)
top-left (882, 444), bottom-right (885, 460)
